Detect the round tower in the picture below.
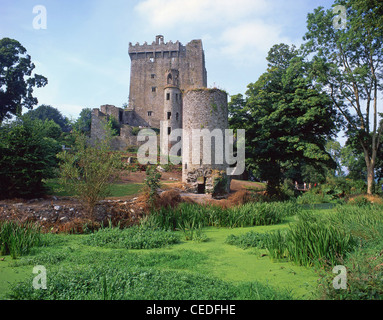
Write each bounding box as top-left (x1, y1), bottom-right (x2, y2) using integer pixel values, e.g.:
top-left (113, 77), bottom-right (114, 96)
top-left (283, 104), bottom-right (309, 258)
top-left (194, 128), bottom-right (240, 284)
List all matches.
top-left (161, 69), bottom-right (182, 160)
top-left (182, 88), bottom-right (231, 196)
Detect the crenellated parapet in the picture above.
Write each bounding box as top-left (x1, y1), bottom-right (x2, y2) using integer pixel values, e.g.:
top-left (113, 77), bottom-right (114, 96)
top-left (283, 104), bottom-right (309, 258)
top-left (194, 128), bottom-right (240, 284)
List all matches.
top-left (129, 35), bottom-right (184, 56)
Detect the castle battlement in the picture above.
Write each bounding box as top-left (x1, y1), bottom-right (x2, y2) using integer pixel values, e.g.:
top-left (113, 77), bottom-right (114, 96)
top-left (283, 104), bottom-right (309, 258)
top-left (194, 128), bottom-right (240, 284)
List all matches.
top-left (129, 35), bottom-right (184, 54)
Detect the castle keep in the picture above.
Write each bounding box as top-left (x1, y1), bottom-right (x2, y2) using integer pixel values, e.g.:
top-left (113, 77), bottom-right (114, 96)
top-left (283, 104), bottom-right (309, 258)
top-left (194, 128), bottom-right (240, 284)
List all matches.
top-left (129, 35), bottom-right (207, 128)
top-left (90, 35), bottom-right (231, 195)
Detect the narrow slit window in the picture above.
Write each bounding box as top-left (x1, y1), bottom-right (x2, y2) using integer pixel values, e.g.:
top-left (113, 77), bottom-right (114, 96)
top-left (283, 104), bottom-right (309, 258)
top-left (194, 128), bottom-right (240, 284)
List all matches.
top-left (167, 112), bottom-right (171, 120)
top-left (166, 93), bottom-right (170, 100)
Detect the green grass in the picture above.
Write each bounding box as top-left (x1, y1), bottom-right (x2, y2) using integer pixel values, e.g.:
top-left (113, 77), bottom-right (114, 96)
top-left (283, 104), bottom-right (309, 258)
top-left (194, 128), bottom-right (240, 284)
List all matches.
top-left (44, 179), bottom-right (143, 198)
top-left (82, 225), bottom-right (181, 249)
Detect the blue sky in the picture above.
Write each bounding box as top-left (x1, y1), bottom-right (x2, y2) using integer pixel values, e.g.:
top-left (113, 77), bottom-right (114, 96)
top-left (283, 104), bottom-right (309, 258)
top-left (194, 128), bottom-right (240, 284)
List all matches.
top-left (1, 0), bottom-right (335, 121)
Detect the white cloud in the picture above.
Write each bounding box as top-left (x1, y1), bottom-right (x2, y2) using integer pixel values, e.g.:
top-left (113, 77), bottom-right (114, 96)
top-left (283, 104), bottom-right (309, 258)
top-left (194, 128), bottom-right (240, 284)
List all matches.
top-left (219, 21), bottom-right (293, 66)
top-left (134, 0), bottom-right (270, 30)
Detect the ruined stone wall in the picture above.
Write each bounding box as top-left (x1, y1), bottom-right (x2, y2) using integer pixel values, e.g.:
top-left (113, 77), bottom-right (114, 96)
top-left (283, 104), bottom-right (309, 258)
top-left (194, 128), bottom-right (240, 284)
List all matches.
top-left (182, 88), bottom-right (231, 195)
top-left (128, 36), bottom-right (207, 129)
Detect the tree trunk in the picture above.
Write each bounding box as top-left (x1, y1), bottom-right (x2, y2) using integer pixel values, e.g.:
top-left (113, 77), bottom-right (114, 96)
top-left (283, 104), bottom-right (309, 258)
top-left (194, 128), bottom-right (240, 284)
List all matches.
top-left (366, 164), bottom-right (375, 195)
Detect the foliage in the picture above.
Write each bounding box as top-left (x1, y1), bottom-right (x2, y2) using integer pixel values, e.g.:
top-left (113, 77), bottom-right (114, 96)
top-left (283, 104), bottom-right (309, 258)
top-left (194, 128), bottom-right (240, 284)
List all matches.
top-left (82, 225), bottom-right (180, 249)
top-left (0, 38), bottom-right (48, 123)
top-left (340, 144), bottom-right (366, 180)
top-left (229, 43), bottom-right (338, 195)
top-left (319, 238), bottom-right (383, 300)
top-left (143, 165), bottom-right (162, 207)
top-left (303, 0), bottom-right (383, 194)
top-left (24, 104), bottom-right (71, 132)
top-left (225, 231), bottom-right (269, 250)
top-left (57, 129), bottom-right (123, 220)
top-left (72, 107), bottom-right (92, 134)
top-left (107, 115), bottom-right (120, 136)
top-left (0, 116), bottom-right (61, 199)
top-left (0, 221), bottom-right (42, 259)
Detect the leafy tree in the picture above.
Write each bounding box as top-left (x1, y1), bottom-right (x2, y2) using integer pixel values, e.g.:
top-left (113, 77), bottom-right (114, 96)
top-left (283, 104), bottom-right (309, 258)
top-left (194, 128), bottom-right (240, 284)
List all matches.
top-left (325, 139), bottom-right (345, 176)
top-left (229, 43), bottom-right (338, 195)
top-left (73, 108), bottom-right (92, 134)
top-left (24, 104), bottom-right (71, 132)
top-left (340, 144), bottom-right (366, 180)
top-left (0, 117), bottom-right (61, 199)
top-left (0, 38), bottom-right (47, 123)
top-left (303, 0), bottom-right (383, 193)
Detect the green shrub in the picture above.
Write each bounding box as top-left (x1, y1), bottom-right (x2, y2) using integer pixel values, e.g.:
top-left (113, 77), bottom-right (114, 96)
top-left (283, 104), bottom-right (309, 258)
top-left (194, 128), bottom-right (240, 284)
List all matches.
top-left (0, 221), bottom-right (42, 259)
top-left (0, 117), bottom-right (61, 199)
top-left (143, 165), bottom-right (162, 207)
top-left (82, 225), bottom-right (180, 249)
top-left (296, 191), bottom-right (332, 204)
top-left (57, 131), bottom-right (123, 219)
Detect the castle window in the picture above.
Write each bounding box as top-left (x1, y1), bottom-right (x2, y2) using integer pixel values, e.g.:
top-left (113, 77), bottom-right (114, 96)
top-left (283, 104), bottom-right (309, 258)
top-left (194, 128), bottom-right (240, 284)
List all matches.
top-left (168, 127), bottom-right (171, 135)
top-left (167, 73), bottom-right (172, 85)
top-left (152, 87), bottom-right (157, 92)
top-left (151, 74), bottom-right (156, 79)
top-left (148, 111), bottom-right (153, 116)
top-left (149, 57), bottom-right (154, 63)
top-left (166, 93), bottom-right (170, 100)
top-left (167, 112), bottom-right (171, 120)
top-left (175, 94), bottom-right (178, 101)
top-left (176, 112), bottom-right (179, 121)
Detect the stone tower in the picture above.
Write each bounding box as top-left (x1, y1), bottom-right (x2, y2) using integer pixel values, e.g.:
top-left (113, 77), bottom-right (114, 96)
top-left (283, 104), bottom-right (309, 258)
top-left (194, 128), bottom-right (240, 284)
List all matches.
top-left (182, 88), bottom-right (231, 196)
top-left (128, 35), bottom-right (207, 128)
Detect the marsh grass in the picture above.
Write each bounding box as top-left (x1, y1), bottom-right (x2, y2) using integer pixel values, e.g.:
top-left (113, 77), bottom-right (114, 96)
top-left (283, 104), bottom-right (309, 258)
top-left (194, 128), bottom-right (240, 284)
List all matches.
top-left (0, 221), bottom-right (42, 259)
top-left (144, 201), bottom-right (299, 231)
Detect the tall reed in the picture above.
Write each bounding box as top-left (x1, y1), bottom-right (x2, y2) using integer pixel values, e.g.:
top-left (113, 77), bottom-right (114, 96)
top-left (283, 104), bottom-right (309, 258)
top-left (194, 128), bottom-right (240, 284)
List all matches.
top-left (144, 201), bottom-right (298, 230)
top-left (0, 220), bottom-right (42, 259)
top-left (264, 212), bottom-right (357, 267)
